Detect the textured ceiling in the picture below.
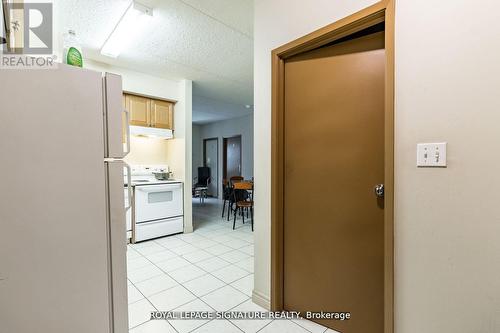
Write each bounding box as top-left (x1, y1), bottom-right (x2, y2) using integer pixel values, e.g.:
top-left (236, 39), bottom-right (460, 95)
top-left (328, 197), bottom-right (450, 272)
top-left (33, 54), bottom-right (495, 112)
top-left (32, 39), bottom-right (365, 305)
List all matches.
top-left (55, 0), bottom-right (253, 124)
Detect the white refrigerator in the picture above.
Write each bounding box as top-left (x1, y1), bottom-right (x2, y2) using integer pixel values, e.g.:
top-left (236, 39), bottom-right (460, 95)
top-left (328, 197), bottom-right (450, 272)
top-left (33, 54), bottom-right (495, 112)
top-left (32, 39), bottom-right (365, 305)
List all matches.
top-left (0, 64), bottom-right (131, 333)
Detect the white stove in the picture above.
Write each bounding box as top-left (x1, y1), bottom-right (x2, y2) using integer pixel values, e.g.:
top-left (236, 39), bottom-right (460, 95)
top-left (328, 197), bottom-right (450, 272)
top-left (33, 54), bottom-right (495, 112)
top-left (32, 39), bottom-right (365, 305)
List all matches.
top-left (125, 165), bottom-right (184, 243)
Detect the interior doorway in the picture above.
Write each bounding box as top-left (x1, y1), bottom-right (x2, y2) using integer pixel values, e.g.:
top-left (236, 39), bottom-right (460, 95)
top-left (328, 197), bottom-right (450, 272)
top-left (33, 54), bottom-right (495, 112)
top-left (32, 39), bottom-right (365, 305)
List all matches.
top-left (203, 138), bottom-right (218, 197)
top-left (271, 2), bottom-right (395, 333)
top-left (223, 135), bottom-right (242, 180)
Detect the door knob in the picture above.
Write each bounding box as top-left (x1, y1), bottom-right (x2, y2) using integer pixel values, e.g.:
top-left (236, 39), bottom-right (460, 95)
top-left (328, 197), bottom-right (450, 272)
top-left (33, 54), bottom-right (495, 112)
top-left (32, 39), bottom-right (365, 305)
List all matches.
top-left (374, 184), bottom-right (385, 198)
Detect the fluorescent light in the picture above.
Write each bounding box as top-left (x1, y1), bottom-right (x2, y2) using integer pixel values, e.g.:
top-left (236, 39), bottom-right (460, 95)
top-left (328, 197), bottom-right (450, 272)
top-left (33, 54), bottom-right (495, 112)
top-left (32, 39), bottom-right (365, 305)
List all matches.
top-left (101, 1), bottom-right (153, 58)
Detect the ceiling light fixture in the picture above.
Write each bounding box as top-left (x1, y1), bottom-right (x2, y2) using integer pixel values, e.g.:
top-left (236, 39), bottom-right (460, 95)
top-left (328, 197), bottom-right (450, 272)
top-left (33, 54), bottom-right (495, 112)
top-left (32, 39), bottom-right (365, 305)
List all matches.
top-left (100, 1), bottom-right (153, 58)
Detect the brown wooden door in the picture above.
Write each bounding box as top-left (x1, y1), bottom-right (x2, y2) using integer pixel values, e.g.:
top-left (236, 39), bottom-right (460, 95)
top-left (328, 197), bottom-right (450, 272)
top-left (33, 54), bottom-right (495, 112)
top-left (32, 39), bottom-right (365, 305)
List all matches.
top-left (126, 94), bottom-right (150, 127)
top-left (224, 136), bottom-right (242, 179)
top-left (283, 33), bottom-right (385, 333)
top-left (151, 99), bottom-right (173, 129)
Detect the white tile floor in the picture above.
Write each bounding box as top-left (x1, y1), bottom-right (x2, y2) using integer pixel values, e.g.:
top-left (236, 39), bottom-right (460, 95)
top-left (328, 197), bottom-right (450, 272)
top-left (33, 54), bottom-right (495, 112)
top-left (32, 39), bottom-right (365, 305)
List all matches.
top-left (127, 198), bottom-right (332, 333)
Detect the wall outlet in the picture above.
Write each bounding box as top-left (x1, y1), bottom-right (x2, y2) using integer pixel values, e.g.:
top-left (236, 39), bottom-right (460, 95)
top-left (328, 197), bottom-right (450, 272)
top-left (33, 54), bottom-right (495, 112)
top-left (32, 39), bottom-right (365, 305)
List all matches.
top-left (417, 143), bottom-right (447, 167)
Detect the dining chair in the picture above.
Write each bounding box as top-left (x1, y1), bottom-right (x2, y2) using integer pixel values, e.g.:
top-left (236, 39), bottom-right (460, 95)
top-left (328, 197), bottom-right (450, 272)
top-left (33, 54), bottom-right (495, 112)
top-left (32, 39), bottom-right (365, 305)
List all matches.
top-left (226, 176), bottom-right (244, 221)
top-left (221, 179), bottom-right (231, 218)
top-left (232, 181), bottom-right (254, 231)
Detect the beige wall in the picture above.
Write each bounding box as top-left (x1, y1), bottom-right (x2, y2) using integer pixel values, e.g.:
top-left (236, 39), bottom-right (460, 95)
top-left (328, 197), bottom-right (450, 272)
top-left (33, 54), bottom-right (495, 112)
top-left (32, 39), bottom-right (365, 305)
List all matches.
top-left (124, 136), bottom-right (170, 165)
top-left (254, 0), bottom-right (500, 331)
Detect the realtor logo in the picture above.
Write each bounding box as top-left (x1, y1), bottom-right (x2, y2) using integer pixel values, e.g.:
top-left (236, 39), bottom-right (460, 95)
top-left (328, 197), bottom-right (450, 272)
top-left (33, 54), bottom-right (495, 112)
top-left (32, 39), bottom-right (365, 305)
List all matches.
top-left (1, 2), bottom-right (53, 54)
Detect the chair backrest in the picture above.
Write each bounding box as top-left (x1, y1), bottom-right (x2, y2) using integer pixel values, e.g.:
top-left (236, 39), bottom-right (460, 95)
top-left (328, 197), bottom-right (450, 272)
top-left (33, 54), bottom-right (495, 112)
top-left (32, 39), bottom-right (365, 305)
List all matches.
top-left (230, 176), bottom-right (244, 185)
top-left (198, 167), bottom-right (210, 184)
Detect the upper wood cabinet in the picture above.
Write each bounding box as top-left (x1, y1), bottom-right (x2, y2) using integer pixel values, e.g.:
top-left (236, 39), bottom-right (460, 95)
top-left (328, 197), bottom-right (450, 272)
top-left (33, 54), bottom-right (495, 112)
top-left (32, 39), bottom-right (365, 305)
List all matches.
top-left (126, 94), bottom-right (150, 127)
top-left (151, 99), bottom-right (173, 129)
top-left (124, 93), bottom-right (174, 130)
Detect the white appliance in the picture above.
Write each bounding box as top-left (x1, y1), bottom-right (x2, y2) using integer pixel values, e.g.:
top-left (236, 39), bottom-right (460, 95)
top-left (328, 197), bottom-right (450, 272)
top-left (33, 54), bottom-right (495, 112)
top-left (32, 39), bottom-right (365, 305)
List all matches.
top-left (0, 65), bottom-right (130, 333)
top-left (127, 165), bottom-right (184, 243)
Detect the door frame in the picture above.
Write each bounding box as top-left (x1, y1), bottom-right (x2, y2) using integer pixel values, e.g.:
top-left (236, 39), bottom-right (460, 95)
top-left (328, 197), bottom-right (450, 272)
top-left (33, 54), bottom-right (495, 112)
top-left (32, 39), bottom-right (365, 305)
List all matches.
top-left (223, 135), bottom-right (243, 180)
top-left (270, 1), bottom-right (395, 332)
top-left (203, 137), bottom-right (219, 197)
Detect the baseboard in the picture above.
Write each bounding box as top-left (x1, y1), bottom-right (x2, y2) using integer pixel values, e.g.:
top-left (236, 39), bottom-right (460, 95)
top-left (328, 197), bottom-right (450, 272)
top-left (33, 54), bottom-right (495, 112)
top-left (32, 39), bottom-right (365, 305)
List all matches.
top-left (252, 290), bottom-right (271, 310)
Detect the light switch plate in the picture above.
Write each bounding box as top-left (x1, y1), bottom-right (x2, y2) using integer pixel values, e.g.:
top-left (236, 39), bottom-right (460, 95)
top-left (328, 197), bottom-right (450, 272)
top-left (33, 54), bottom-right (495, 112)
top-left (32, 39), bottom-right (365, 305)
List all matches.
top-left (417, 142), bottom-right (447, 167)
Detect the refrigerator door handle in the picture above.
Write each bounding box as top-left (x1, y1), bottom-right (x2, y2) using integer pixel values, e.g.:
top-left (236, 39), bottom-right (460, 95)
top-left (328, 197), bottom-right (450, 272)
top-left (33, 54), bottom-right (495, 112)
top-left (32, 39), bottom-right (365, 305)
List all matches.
top-left (124, 162), bottom-right (132, 211)
top-left (124, 108), bottom-right (131, 157)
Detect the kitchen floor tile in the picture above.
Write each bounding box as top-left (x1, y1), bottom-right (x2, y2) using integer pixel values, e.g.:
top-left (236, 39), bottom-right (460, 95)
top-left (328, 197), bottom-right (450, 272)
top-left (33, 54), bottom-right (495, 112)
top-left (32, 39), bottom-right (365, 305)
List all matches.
top-left (168, 264), bottom-right (206, 283)
top-left (148, 285), bottom-right (196, 311)
top-left (128, 265), bottom-right (164, 284)
top-left (181, 249), bottom-right (213, 263)
top-left (211, 265), bottom-right (250, 284)
top-left (211, 234), bottom-right (237, 244)
top-left (134, 274), bottom-right (178, 297)
top-left (204, 244), bottom-right (233, 256)
top-left (230, 274), bottom-right (253, 297)
top-left (176, 234), bottom-right (207, 244)
top-left (229, 299), bottom-right (270, 333)
top-left (258, 320), bottom-right (310, 333)
top-left (128, 299), bottom-right (155, 329)
top-left (155, 257), bottom-right (191, 272)
top-left (195, 256), bottom-right (231, 273)
top-left (127, 257), bottom-right (153, 272)
top-left (129, 242), bottom-right (157, 250)
top-left (129, 320), bottom-right (177, 333)
top-left (238, 245), bottom-right (254, 256)
top-left (144, 249), bottom-right (178, 264)
top-left (182, 274), bottom-right (226, 297)
top-left (168, 299), bottom-right (214, 333)
top-left (170, 244), bottom-right (199, 255)
top-left (219, 250), bottom-right (250, 264)
top-left (192, 319), bottom-right (241, 333)
top-left (128, 284), bottom-right (145, 304)
top-left (127, 248), bottom-right (142, 260)
top-left (134, 243), bottom-right (167, 256)
top-left (224, 238), bottom-right (251, 249)
top-left (234, 256), bottom-right (254, 273)
top-left (192, 239), bottom-right (218, 249)
top-left (155, 237), bottom-right (188, 249)
top-left (200, 285), bottom-right (249, 311)
top-left (231, 232), bottom-right (254, 243)
top-left (203, 229), bottom-right (232, 238)
top-left (292, 318), bottom-right (329, 333)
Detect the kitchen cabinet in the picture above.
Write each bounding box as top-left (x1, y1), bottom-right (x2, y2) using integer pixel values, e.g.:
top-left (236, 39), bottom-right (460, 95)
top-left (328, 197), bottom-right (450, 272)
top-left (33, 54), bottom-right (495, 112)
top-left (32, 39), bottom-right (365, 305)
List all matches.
top-left (124, 93), bottom-right (174, 130)
top-left (126, 94), bottom-right (150, 127)
top-left (151, 99), bottom-right (173, 129)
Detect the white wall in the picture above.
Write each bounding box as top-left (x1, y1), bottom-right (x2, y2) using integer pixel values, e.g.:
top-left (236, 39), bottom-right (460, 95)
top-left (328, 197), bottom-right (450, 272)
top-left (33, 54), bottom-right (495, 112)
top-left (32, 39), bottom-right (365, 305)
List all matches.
top-left (254, 0), bottom-right (500, 332)
top-left (85, 60), bottom-right (194, 233)
top-left (193, 114), bottom-right (254, 198)
top-left (192, 124), bottom-right (202, 180)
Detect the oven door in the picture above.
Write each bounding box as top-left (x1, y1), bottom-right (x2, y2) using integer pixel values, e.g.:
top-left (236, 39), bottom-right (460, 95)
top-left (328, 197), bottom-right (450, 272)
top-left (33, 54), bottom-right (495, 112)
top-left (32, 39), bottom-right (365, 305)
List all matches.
top-left (134, 183), bottom-right (183, 223)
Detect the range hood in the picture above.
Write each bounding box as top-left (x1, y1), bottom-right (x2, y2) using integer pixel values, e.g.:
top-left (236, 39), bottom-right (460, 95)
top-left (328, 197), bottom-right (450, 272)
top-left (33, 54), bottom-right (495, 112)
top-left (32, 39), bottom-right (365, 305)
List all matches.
top-left (130, 125), bottom-right (173, 139)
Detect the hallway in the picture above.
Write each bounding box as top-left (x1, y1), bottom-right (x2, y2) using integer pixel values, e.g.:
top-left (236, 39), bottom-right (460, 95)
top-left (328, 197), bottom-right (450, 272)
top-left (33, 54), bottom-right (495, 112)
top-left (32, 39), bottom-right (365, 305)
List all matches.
top-left (126, 198), bottom-right (331, 332)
